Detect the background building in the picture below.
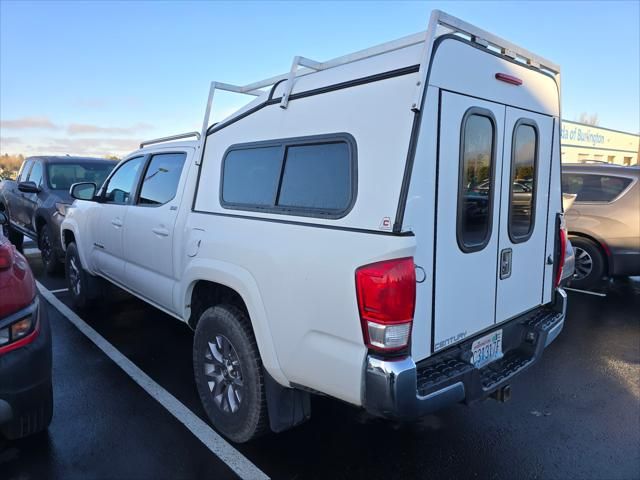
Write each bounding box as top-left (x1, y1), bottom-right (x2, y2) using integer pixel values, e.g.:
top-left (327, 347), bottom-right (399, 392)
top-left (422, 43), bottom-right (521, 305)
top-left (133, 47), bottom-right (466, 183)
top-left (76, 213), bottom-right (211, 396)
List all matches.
top-left (561, 121), bottom-right (639, 165)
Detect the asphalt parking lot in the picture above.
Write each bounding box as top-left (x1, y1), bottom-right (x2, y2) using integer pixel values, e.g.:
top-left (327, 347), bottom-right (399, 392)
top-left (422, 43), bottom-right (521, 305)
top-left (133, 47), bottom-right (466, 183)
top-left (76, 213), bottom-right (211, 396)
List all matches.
top-left (2, 245), bottom-right (639, 480)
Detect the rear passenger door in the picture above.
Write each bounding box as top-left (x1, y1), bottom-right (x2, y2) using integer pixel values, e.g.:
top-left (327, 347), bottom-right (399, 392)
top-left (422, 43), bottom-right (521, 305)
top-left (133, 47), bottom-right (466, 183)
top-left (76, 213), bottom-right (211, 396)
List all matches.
top-left (122, 151), bottom-right (188, 310)
top-left (495, 109), bottom-right (553, 321)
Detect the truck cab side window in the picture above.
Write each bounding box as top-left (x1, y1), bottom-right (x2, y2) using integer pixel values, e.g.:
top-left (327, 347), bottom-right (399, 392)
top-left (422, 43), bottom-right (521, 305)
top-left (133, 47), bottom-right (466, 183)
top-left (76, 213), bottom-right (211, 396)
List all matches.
top-left (138, 153), bottom-right (187, 206)
top-left (103, 157), bottom-right (144, 205)
top-left (28, 161), bottom-right (43, 187)
top-left (17, 159), bottom-right (34, 182)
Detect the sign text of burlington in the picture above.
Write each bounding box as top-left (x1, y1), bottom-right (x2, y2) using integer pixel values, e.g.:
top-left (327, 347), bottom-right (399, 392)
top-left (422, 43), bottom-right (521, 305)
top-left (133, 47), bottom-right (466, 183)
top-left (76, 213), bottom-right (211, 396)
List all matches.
top-left (561, 126), bottom-right (605, 146)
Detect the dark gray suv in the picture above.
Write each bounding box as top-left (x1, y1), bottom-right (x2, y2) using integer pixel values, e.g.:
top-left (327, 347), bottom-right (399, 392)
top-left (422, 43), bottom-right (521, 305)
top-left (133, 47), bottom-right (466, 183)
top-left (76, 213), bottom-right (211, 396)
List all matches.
top-left (562, 164), bottom-right (640, 289)
top-left (0, 156), bottom-right (115, 272)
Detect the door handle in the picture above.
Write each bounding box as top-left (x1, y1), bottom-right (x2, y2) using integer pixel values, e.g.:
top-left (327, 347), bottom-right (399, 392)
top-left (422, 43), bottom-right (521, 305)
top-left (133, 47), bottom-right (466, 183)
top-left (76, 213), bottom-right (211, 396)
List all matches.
top-left (111, 218), bottom-right (123, 228)
top-left (152, 227), bottom-right (170, 237)
top-left (499, 248), bottom-right (512, 280)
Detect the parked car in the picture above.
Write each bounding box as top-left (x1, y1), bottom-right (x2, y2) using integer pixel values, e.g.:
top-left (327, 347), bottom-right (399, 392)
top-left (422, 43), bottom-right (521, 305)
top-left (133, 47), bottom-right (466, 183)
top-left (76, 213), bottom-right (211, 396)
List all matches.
top-left (0, 212), bottom-right (53, 439)
top-left (60, 10), bottom-right (568, 443)
top-left (562, 164), bottom-right (640, 289)
top-left (0, 156), bottom-right (115, 273)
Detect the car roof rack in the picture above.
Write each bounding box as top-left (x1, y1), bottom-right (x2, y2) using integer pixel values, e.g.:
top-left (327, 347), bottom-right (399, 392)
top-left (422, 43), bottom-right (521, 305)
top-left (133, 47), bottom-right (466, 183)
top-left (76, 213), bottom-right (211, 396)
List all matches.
top-left (196, 9), bottom-right (561, 144)
top-left (139, 131), bottom-right (201, 149)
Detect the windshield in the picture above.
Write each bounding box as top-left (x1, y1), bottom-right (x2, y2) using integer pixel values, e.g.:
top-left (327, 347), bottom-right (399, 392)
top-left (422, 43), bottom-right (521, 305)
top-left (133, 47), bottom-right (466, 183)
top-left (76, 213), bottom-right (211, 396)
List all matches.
top-left (47, 162), bottom-right (115, 191)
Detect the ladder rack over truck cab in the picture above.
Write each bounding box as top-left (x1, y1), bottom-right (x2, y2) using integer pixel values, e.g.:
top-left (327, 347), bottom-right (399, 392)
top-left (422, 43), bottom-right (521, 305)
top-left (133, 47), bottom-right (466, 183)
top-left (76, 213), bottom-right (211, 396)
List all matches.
top-left (61, 10), bottom-right (568, 442)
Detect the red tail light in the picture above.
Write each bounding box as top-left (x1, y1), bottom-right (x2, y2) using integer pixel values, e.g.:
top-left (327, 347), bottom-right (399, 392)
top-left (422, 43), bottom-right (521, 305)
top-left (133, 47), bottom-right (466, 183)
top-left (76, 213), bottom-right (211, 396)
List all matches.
top-left (495, 73), bottom-right (523, 86)
top-left (0, 242), bottom-right (14, 270)
top-left (355, 257), bottom-right (416, 352)
top-left (554, 217), bottom-right (568, 289)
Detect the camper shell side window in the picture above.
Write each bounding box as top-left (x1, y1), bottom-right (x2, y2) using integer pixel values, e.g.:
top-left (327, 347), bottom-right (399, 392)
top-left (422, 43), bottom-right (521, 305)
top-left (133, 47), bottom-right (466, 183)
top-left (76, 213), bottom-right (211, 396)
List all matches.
top-left (220, 133), bottom-right (357, 219)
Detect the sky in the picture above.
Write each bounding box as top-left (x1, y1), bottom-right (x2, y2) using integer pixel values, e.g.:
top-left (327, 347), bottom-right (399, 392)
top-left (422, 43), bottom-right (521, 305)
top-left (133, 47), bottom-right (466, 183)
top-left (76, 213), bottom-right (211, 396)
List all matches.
top-left (1, 0), bottom-right (639, 158)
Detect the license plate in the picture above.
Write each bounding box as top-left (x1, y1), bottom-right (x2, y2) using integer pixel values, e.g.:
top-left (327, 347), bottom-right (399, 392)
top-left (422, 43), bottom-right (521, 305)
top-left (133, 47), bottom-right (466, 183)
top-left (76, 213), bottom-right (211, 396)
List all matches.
top-left (471, 330), bottom-right (503, 368)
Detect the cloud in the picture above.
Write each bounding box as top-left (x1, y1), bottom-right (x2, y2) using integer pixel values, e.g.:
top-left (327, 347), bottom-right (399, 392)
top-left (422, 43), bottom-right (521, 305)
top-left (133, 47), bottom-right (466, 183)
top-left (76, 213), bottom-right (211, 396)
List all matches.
top-left (67, 122), bottom-right (153, 135)
top-left (0, 136), bottom-right (23, 145)
top-left (0, 116), bottom-right (59, 130)
top-left (1, 136), bottom-right (141, 158)
top-left (43, 137), bottom-right (141, 156)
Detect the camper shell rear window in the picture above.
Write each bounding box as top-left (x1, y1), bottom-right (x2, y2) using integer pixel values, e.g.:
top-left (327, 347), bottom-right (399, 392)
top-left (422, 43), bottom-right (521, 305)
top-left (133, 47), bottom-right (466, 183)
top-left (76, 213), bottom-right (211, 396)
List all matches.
top-left (220, 133), bottom-right (357, 219)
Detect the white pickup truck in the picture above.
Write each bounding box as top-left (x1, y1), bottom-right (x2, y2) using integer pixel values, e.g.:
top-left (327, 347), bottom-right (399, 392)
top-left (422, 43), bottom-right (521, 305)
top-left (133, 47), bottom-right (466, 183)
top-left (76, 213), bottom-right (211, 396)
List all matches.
top-left (61, 11), bottom-right (568, 443)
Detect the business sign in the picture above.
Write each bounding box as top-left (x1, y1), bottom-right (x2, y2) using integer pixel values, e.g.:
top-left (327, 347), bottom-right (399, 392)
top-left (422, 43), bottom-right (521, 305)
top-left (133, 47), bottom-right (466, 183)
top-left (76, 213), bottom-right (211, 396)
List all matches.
top-left (561, 124), bottom-right (606, 147)
top-left (561, 121), bottom-right (639, 152)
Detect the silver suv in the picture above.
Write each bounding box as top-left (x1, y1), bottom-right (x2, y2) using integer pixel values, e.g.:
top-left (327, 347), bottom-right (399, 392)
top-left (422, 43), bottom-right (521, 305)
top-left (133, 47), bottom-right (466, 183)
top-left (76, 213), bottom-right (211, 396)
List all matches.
top-left (562, 164), bottom-right (640, 289)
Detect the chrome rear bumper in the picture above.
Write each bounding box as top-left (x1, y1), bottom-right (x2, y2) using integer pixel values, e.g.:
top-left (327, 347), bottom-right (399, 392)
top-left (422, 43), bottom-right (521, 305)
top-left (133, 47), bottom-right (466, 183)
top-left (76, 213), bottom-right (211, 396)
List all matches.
top-left (363, 289), bottom-right (567, 420)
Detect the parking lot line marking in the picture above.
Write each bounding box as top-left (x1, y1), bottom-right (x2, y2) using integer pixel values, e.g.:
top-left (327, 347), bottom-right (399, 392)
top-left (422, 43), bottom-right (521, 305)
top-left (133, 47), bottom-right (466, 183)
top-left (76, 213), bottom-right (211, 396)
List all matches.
top-left (564, 287), bottom-right (607, 297)
top-left (48, 288), bottom-right (69, 294)
top-left (36, 281), bottom-right (270, 480)
top-left (23, 247), bottom-right (40, 256)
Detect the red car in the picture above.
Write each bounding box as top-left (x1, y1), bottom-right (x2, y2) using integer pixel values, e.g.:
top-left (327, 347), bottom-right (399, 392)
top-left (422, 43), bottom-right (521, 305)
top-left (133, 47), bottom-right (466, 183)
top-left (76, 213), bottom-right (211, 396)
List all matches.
top-left (0, 211), bottom-right (52, 439)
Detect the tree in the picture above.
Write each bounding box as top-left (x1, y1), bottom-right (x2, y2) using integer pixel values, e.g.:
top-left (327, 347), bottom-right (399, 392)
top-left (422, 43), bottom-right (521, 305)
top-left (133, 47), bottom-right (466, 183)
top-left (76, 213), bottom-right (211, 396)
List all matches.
top-left (578, 112), bottom-right (599, 126)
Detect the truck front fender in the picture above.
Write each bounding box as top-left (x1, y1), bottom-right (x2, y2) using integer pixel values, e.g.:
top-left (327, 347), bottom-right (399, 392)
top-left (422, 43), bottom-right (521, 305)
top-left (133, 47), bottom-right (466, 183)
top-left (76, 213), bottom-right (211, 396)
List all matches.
top-left (60, 217), bottom-right (96, 275)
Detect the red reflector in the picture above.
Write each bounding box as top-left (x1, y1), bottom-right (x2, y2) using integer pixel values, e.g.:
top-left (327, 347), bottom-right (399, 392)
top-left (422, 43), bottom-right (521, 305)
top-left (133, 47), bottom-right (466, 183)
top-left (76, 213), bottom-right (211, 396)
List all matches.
top-left (356, 257), bottom-right (416, 352)
top-left (495, 73), bottom-right (523, 86)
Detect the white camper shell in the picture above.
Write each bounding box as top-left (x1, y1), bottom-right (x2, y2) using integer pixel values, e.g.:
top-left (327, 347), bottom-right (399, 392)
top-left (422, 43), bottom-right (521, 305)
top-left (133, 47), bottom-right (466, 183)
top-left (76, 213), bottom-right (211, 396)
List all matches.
top-left (61, 11), bottom-right (568, 442)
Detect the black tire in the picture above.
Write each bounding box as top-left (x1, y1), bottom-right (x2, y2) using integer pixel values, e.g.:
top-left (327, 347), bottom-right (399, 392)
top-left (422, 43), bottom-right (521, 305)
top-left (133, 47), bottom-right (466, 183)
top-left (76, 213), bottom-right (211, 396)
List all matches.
top-left (193, 304), bottom-right (269, 443)
top-left (65, 242), bottom-right (92, 309)
top-left (570, 236), bottom-right (605, 290)
top-left (39, 222), bottom-right (61, 274)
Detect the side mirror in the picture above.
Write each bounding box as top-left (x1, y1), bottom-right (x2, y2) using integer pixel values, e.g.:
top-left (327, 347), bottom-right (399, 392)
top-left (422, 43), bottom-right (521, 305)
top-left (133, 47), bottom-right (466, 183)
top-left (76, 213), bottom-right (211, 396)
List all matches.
top-left (69, 182), bottom-right (97, 201)
top-left (0, 211), bottom-right (7, 226)
top-left (18, 181), bottom-right (40, 194)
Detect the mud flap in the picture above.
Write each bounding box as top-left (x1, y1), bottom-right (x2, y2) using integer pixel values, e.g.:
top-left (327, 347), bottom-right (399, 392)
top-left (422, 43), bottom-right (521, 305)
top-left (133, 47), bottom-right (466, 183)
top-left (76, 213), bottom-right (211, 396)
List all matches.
top-left (264, 370), bottom-right (311, 433)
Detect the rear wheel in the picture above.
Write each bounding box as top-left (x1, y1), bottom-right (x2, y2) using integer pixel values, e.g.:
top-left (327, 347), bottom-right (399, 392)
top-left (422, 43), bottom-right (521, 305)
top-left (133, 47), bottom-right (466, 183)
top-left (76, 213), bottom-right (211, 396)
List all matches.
top-left (570, 237), bottom-right (605, 290)
top-left (193, 304), bottom-right (269, 443)
top-left (39, 223), bottom-right (61, 274)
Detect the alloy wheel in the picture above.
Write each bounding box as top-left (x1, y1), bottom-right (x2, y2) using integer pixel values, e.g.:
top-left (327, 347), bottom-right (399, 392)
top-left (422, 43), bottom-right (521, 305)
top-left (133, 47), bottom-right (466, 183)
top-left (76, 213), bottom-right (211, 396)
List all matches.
top-left (41, 229), bottom-right (52, 264)
top-left (68, 256), bottom-right (81, 296)
top-left (204, 335), bottom-right (244, 414)
top-left (573, 246), bottom-right (593, 280)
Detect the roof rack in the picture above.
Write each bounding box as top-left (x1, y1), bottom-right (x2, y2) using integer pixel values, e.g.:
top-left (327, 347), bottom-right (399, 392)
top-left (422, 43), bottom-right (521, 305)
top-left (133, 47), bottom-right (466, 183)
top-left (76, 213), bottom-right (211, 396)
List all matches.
top-left (196, 10), bottom-right (560, 145)
top-left (139, 131), bottom-right (201, 149)
top-left (136, 11), bottom-right (563, 158)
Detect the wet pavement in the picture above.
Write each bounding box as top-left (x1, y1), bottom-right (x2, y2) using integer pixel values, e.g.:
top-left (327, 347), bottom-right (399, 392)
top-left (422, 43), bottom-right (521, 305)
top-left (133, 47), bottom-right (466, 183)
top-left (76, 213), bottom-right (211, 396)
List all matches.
top-left (2, 245), bottom-right (639, 479)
